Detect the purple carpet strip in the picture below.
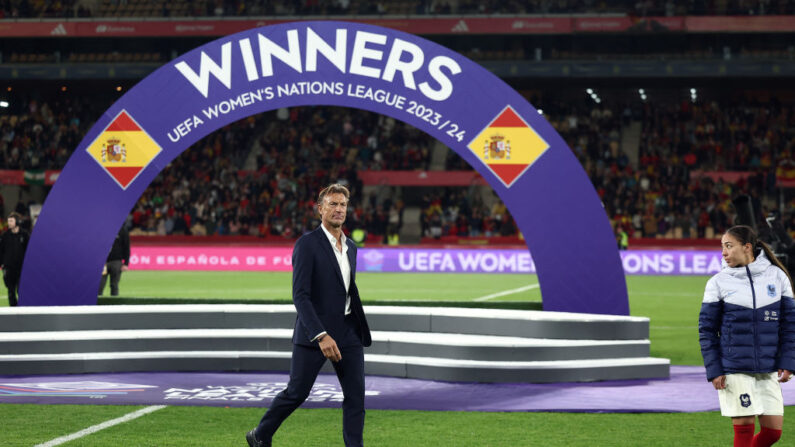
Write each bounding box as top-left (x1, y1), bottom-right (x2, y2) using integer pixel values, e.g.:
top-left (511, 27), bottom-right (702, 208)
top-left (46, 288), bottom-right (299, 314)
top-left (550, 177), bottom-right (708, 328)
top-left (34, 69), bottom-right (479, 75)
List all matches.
top-left (1, 366), bottom-right (793, 412)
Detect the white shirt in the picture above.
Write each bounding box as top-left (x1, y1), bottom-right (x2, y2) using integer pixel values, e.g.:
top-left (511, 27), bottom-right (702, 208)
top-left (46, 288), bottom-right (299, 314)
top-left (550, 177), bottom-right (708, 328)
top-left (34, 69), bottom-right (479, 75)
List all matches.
top-left (320, 223), bottom-right (352, 315)
top-left (312, 224), bottom-right (352, 342)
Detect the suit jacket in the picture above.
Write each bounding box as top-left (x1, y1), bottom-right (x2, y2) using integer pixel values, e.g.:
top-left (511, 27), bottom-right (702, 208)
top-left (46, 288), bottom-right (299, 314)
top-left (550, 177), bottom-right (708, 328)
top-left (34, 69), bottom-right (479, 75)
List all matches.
top-left (107, 227), bottom-right (130, 264)
top-left (291, 227), bottom-right (372, 348)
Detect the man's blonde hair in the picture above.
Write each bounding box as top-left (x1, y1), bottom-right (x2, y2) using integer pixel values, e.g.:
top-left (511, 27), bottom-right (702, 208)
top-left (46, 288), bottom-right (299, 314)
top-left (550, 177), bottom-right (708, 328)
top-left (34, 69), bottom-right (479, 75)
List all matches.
top-left (317, 184), bottom-right (350, 204)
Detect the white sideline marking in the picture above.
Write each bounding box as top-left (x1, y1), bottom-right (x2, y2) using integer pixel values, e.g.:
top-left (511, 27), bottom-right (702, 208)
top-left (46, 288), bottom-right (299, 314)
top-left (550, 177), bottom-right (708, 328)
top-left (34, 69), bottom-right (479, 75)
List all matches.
top-left (34, 405), bottom-right (166, 447)
top-left (473, 284), bottom-right (540, 301)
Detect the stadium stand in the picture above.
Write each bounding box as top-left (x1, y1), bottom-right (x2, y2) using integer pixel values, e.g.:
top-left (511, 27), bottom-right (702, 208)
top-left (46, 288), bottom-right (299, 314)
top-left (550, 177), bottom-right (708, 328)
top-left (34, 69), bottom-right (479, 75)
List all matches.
top-left (1, 3), bottom-right (794, 244)
top-left (5, 45), bottom-right (792, 65)
top-left (1, 91), bottom-right (793, 241)
top-left (3, 0), bottom-right (795, 18)
top-left (124, 106), bottom-right (430, 238)
top-left (440, 97), bottom-right (795, 241)
top-left (0, 96), bottom-right (105, 170)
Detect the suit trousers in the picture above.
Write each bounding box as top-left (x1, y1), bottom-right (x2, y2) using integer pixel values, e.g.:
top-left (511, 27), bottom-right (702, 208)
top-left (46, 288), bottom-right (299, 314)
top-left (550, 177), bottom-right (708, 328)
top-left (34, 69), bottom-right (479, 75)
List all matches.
top-left (99, 260), bottom-right (123, 296)
top-left (256, 318), bottom-right (366, 447)
top-left (3, 268), bottom-right (19, 306)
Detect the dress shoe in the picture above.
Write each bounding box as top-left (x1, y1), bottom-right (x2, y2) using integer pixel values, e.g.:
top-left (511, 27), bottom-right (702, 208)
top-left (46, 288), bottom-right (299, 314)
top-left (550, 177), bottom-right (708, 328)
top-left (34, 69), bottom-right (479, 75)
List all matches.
top-left (246, 429), bottom-right (271, 447)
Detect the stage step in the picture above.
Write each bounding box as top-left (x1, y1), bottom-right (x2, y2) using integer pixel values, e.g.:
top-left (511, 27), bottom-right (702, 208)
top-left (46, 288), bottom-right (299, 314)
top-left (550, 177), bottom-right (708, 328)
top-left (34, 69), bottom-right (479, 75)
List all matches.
top-left (0, 305), bottom-right (650, 340)
top-left (0, 351), bottom-right (669, 383)
top-left (0, 329), bottom-right (651, 361)
top-left (0, 305), bottom-right (669, 383)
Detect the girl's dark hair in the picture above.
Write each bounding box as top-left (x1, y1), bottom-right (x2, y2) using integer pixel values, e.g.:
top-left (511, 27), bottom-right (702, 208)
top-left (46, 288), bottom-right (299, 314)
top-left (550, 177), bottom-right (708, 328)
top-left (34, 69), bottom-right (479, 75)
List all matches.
top-left (726, 225), bottom-right (794, 293)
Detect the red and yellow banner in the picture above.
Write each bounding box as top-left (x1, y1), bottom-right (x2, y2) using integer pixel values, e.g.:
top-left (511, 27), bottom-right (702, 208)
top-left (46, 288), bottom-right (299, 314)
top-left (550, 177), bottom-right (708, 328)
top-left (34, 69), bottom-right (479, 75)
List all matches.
top-left (86, 110), bottom-right (162, 189)
top-left (467, 106), bottom-right (549, 187)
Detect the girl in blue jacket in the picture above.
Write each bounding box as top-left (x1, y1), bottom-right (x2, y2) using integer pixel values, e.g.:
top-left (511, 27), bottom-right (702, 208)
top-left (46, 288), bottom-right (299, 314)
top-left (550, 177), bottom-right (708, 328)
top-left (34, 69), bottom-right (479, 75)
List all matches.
top-left (699, 225), bottom-right (795, 447)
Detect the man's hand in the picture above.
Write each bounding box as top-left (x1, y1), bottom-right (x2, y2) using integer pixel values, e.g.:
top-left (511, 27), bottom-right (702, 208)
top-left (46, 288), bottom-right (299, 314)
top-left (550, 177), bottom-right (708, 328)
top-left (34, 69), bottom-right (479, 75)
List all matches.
top-left (779, 369), bottom-right (792, 383)
top-left (318, 335), bottom-right (342, 362)
top-left (121, 265), bottom-right (129, 272)
top-left (712, 375), bottom-right (727, 390)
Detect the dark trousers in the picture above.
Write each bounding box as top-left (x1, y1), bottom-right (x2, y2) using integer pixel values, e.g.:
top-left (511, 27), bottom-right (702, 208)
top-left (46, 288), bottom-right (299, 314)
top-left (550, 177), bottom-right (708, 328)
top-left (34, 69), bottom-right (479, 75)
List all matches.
top-left (256, 320), bottom-right (366, 447)
top-left (98, 260), bottom-right (123, 296)
top-left (3, 268), bottom-right (19, 306)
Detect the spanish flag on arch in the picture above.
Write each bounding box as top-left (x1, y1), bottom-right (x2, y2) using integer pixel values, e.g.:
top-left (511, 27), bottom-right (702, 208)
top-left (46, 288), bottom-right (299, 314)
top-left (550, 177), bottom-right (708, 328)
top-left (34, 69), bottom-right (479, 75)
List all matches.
top-left (466, 105), bottom-right (550, 188)
top-left (86, 110), bottom-right (162, 189)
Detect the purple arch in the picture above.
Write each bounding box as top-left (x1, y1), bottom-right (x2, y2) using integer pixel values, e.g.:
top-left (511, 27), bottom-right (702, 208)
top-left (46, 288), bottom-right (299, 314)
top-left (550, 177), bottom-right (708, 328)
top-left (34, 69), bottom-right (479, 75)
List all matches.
top-left (20, 21), bottom-right (628, 315)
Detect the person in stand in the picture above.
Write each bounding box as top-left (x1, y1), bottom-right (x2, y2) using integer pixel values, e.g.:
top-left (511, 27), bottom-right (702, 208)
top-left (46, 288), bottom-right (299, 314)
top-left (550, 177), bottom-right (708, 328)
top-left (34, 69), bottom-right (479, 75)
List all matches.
top-left (247, 183), bottom-right (371, 447)
top-left (699, 225), bottom-right (795, 447)
top-left (99, 225), bottom-right (130, 296)
top-left (615, 224), bottom-right (629, 250)
top-left (0, 212), bottom-right (29, 306)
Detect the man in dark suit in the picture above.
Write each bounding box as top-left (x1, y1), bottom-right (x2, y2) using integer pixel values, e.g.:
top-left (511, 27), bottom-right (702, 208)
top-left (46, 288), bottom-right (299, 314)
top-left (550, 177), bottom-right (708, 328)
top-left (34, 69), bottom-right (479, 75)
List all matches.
top-left (0, 212), bottom-right (29, 306)
top-left (98, 225), bottom-right (130, 296)
top-left (247, 183), bottom-right (371, 447)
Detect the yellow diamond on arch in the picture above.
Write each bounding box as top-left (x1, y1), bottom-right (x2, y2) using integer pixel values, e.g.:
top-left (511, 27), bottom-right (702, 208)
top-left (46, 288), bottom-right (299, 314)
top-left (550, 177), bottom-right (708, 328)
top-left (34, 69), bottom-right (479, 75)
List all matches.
top-left (466, 106), bottom-right (549, 188)
top-left (86, 110), bottom-right (162, 190)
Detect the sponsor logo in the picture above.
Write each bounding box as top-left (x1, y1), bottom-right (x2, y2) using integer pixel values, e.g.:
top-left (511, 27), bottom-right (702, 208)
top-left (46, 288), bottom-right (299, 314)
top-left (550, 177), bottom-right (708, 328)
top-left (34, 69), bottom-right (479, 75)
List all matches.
top-left (451, 20), bottom-right (469, 32)
top-left (466, 105), bottom-right (549, 188)
top-left (163, 382), bottom-right (380, 402)
top-left (362, 250), bottom-right (384, 271)
top-left (764, 310), bottom-right (779, 321)
top-left (175, 24), bottom-right (216, 33)
top-left (0, 381), bottom-right (156, 397)
top-left (95, 24), bottom-right (136, 34)
top-left (740, 393), bottom-right (751, 408)
top-left (511, 20), bottom-right (556, 30)
top-left (50, 24), bottom-right (67, 36)
top-left (577, 19), bottom-right (625, 30)
top-left (85, 110), bottom-right (162, 189)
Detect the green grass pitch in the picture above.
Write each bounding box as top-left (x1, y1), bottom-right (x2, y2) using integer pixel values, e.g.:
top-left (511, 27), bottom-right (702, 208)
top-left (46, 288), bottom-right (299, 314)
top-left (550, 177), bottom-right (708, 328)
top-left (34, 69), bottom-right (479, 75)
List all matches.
top-left (4, 404), bottom-right (795, 446)
top-left (2, 272), bottom-right (777, 446)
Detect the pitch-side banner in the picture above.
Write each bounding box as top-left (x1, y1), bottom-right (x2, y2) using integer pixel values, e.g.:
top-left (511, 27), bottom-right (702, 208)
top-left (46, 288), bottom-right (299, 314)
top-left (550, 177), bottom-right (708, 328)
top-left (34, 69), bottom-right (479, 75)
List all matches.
top-left (22, 21), bottom-right (628, 315)
top-left (128, 246), bottom-right (722, 276)
top-left (9, 16), bottom-right (795, 38)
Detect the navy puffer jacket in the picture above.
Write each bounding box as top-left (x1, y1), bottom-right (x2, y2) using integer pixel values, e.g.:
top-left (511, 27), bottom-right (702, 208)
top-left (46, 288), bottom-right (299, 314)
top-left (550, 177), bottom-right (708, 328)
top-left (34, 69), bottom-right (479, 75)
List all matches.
top-left (699, 252), bottom-right (795, 381)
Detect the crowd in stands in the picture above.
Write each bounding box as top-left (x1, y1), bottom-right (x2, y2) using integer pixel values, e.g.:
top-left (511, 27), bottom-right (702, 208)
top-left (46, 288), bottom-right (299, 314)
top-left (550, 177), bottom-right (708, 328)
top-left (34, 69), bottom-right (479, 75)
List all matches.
top-left (7, 44), bottom-right (792, 66)
top-left (0, 93), bottom-right (433, 239)
top-left (127, 106), bottom-right (428, 239)
top-left (553, 97), bottom-right (794, 240)
top-left (419, 189), bottom-right (518, 239)
top-left (438, 96), bottom-right (795, 242)
top-left (1, 90), bottom-right (794, 242)
top-left (0, 96), bottom-right (104, 170)
top-left (1, 0), bottom-right (793, 19)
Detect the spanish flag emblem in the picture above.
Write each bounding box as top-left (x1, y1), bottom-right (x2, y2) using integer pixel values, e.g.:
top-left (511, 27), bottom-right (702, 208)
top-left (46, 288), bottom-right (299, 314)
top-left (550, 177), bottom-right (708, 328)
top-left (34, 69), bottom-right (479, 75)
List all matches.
top-left (467, 106), bottom-right (549, 188)
top-left (86, 110), bottom-right (162, 189)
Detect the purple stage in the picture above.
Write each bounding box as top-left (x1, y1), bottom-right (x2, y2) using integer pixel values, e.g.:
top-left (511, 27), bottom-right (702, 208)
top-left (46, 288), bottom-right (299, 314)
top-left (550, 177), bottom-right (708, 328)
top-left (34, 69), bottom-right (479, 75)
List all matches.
top-left (2, 366), bottom-right (794, 412)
